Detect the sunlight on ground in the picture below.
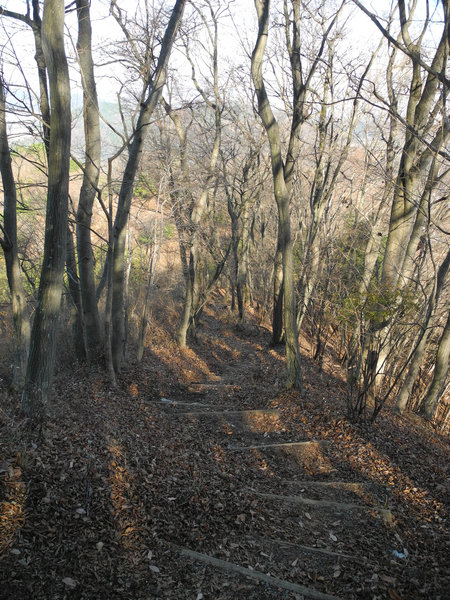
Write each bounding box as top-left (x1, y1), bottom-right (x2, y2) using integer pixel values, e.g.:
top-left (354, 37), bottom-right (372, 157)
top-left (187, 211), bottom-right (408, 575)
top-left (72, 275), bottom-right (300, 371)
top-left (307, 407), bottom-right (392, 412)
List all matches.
top-left (152, 344), bottom-right (217, 384)
top-left (0, 464), bottom-right (25, 556)
top-left (107, 438), bottom-right (146, 558)
top-left (221, 422), bottom-right (235, 436)
top-left (211, 444), bottom-right (227, 462)
top-left (348, 440), bottom-right (444, 520)
top-left (243, 412), bottom-right (283, 433)
top-left (249, 450), bottom-right (276, 476)
top-left (128, 383), bottom-right (139, 398)
top-left (267, 348), bottom-right (285, 363)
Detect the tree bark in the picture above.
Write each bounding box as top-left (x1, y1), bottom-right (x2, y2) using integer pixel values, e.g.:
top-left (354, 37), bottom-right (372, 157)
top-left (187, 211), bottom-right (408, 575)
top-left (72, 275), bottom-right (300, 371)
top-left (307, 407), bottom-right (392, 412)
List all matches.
top-left (21, 0), bottom-right (71, 422)
top-left (272, 239), bottom-right (284, 344)
top-left (421, 312), bottom-right (450, 420)
top-left (66, 223), bottom-right (86, 360)
top-left (172, 1), bottom-right (222, 347)
top-left (395, 248), bottom-right (450, 414)
top-left (0, 78), bottom-right (30, 388)
top-left (251, 0), bottom-right (302, 390)
top-left (110, 0), bottom-right (186, 372)
top-left (75, 0), bottom-right (103, 365)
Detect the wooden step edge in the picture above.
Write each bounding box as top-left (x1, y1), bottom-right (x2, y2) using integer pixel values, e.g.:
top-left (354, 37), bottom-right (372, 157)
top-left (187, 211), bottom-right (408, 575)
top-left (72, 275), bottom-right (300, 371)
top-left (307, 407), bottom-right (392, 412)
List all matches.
top-left (282, 480), bottom-right (367, 490)
top-left (229, 440), bottom-right (329, 451)
top-left (173, 544), bottom-right (342, 600)
top-left (245, 535), bottom-right (373, 564)
top-left (153, 399), bottom-right (210, 407)
top-left (253, 491), bottom-right (393, 522)
top-left (154, 399), bottom-right (232, 410)
top-left (173, 409), bottom-right (280, 417)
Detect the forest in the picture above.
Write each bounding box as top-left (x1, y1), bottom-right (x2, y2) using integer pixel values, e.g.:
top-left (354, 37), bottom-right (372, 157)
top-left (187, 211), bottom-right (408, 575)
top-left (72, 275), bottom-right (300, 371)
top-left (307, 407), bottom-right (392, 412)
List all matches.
top-left (0, 0), bottom-right (449, 598)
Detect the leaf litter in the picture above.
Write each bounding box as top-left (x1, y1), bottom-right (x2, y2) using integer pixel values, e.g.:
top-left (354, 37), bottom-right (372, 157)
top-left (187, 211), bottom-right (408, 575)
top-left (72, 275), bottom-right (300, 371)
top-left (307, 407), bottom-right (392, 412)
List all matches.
top-left (0, 300), bottom-right (448, 599)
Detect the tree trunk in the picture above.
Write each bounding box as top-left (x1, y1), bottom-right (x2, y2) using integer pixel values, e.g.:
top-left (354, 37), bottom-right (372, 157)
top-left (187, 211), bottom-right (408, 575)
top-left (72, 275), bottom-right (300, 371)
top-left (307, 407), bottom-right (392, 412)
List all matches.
top-left (272, 239), bottom-right (284, 344)
top-left (137, 239), bottom-right (158, 362)
top-left (421, 312), bottom-right (450, 421)
top-left (66, 223), bottom-right (86, 360)
top-left (0, 79), bottom-right (30, 389)
top-left (75, 0), bottom-right (103, 365)
top-left (21, 0), bottom-right (71, 422)
top-left (110, 0), bottom-right (186, 372)
top-left (395, 247), bottom-right (450, 414)
top-left (251, 0), bottom-right (302, 390)
top-left (357, 1), bottom-right (449, 411)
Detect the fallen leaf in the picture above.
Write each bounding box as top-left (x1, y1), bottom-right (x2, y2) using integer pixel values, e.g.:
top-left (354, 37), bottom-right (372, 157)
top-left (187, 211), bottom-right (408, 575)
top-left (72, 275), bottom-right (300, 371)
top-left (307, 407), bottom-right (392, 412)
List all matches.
top-left (62, 577), bottom-right (77, 589)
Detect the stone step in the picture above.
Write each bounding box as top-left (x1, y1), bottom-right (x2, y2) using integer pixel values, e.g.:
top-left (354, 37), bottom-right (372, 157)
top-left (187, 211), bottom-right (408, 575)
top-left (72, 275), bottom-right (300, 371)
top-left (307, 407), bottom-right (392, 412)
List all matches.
top-left (275, 479), bottom-right (388, 504)
top-left (176, 545), bottom-right (342, 600)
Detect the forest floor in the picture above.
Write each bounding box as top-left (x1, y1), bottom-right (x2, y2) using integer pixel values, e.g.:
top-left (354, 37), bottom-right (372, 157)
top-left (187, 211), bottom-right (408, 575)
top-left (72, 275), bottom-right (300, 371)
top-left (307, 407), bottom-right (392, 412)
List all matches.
top-left (0, 292), bottom-right (449, 599)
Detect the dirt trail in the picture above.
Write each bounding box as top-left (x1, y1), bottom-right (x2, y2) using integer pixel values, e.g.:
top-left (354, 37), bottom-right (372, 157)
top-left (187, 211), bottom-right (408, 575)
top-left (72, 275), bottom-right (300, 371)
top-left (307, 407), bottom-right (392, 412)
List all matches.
top-left (0, 302), bottom-right (449, 599)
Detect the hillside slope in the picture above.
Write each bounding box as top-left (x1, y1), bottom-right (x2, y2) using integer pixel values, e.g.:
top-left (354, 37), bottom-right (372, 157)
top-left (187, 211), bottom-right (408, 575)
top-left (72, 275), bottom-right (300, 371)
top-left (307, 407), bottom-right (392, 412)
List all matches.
top-left (1, 299), bottom-right (449, 599)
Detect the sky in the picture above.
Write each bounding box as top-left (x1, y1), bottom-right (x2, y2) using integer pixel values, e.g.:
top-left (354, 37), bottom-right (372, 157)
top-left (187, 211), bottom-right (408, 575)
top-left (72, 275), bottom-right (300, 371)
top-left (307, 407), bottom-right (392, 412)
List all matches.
top-left (0, 0), bottom-right (444, 144)
top-left (0, 0), bottom-right (386, 99)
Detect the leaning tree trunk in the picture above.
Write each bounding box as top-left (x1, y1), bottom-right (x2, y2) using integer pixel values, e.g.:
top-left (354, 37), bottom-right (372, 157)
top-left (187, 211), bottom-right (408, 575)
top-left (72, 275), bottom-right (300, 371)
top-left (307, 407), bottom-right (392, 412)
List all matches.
top-left (395, 248), bottom-right (450, 414)
top-left (0, 78), bottom-right (30, 389)
top-left (359, 1), bottom-right (449, 408)
top-left (176, 0), bottom-right (222, 347)
top-left (110, 0), bottom-right (186, 372)
top-left (21, 0), bottom-right (71, 422)
top-left (75, 0), bottom-right (103, 365)
top-left (421, 311), bottom-right (450, 421)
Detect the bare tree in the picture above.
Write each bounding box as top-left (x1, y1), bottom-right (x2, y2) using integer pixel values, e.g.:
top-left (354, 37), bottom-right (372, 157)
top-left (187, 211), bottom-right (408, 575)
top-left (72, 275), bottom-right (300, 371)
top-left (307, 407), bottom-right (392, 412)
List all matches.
top-left (21, 0), bottom-right (71, 422)
top-left (421, 310), bottom-right (450, 420)
top-left (109, 0), bottom-right (186, 373)
top-left (0, 77), bottom-right (30, 388)
top-left (251, 0), bottom-right (342, 389)
top-left (351, 0), bottom-right (449, 417)
top-left (75, 0), bottom-right (103, 365)
top-left (163, 0), bottom-right (224, 347)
